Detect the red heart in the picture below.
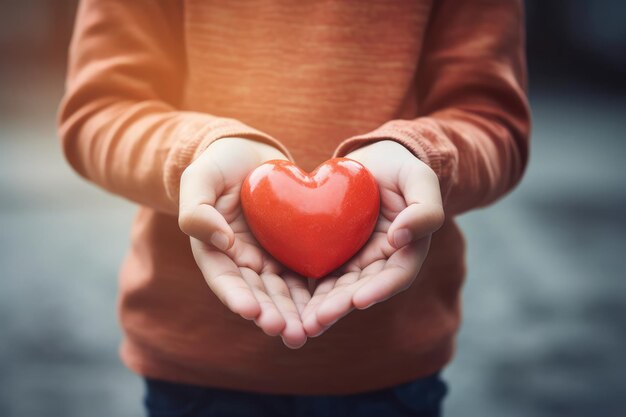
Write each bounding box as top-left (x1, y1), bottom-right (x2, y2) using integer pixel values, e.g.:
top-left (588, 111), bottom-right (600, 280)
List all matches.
top-left (241, 158), bottom-right (380, 279)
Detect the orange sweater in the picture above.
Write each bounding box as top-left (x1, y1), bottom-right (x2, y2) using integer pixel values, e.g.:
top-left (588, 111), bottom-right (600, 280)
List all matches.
top-left (59, 0), bottom-right (529, 395)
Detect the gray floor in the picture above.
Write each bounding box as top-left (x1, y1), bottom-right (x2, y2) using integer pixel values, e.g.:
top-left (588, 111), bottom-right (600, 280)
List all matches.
top-left (1, 78), bottom-right (625, 416)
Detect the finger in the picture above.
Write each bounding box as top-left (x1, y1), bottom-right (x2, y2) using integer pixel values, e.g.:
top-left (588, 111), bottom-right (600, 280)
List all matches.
top-left (284, 274), bottom-right (312, 316)
top-left (240, 268), bottom-right (286, 337)
top-left (179, 162), bottom-right (234, 248)
top-left (315, 260), bottom-right (386, 321)
top-left (225, 233), bottom-right (266, 273)
top-left (352, 237), bottom-right (430, 309)
top-left (180, 204), bottom-right (234, 250)
top-left (191, 239), bottom-right (261, 319)
top-left (341, 233), bottom-right (390, 272)
top-left (314, 271), bottom-right (362, 328)
top-left (387, 202), bottom-right (444, 248)
top-left (359, 258), bottom-right (386, 277)
top-left (262, 273), bottom-right (307, 349)
top-left (302, 277), bottom-right (338, 336)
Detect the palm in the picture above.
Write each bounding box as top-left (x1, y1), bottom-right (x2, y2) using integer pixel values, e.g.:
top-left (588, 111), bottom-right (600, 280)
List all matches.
top-left (302, 141), bottom-right (442, 337)
top-left (302, 183), bottom-right (430, 336)
top-left (181, 139), bottom-right (310, 348)
top-left (211, 172), bottom-right (277, 273)
top-left (333, 184), bottom-right (420, 280)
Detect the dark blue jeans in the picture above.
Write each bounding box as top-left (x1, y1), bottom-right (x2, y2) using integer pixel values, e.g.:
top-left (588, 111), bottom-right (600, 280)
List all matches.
top-left (144, 373), bottom-right (447, 417)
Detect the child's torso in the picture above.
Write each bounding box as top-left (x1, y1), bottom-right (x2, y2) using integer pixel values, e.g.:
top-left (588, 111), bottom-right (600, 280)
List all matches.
top-left (119, 0), bottom-right (466, 394)
top-left (182, 0), bottom-right (432, 170)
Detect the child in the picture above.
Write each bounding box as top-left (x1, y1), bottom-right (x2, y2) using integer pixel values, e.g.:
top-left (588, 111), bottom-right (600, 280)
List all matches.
top-left (58, 0), bottom-right (530, 415)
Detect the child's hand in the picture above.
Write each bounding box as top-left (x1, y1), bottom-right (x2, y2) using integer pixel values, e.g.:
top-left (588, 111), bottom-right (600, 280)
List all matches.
top-left (179, 138), bottom-right (310, 349)
top-left (302, 140), bottom-right (444, 337)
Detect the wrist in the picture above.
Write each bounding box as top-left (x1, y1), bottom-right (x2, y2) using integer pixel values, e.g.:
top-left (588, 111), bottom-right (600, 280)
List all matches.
top-left (345, 139), bottom-right (426, 167)
top-left (204, 137), bottom-right (288, 162)
top-left (346, 139), bottom-right (410, 156)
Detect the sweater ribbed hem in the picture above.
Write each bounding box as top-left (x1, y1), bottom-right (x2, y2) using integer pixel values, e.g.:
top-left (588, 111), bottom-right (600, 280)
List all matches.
top-left (333, 119), bottom-right (455, 201)
top-left (163, 116), bottom-right (292, 206)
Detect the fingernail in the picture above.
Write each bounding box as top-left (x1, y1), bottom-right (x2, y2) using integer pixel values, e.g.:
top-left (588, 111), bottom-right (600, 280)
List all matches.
top-left (393, 229), bottom-right (412, 248)
top-left (210, 232), bottom-right (230, 251)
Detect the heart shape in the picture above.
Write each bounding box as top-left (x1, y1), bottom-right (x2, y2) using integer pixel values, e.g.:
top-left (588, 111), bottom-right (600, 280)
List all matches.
top-left (241, 158), bottom-right (380, 278)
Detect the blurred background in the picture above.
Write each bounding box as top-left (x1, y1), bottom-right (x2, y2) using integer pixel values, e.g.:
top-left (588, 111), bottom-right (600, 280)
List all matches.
top-left (1, 1), bottom-right (625, 416)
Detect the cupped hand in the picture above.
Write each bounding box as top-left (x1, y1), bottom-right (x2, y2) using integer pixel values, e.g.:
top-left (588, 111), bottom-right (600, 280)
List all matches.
top-left (302, 140), bottom-right (444, 337)
top-left (178, 138), bottom-right (310, 348)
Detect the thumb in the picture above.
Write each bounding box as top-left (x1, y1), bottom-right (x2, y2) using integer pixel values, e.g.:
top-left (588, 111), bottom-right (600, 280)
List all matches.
top-left (387, 203), bottom-right (444, 248)
top-left (178, 160), bottom-right (235, 251)
top-left (387, 161), bottom-right (444, 248)
top-left (179, 204), bottom-right (234, 251)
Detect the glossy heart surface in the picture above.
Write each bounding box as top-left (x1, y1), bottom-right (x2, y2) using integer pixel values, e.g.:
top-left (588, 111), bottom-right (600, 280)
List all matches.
top-left (241, 158), bottom-right (380, 278)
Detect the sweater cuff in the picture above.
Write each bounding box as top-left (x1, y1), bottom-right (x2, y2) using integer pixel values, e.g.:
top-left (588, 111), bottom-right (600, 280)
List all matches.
top-left (164, 116), bottom-right (291, 205)
top-left (332, 119), bottom-right (456, 199)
